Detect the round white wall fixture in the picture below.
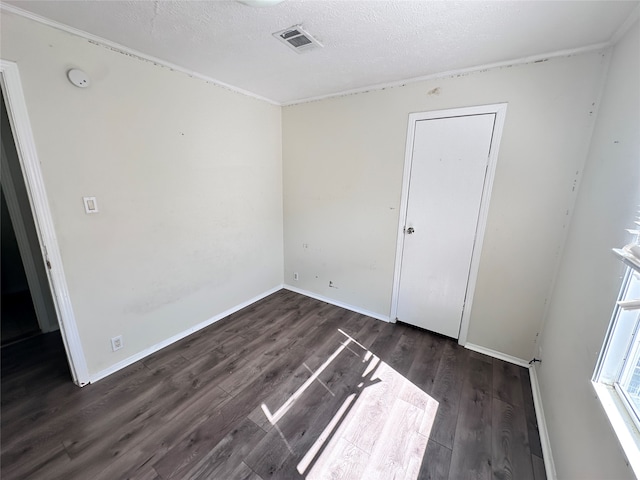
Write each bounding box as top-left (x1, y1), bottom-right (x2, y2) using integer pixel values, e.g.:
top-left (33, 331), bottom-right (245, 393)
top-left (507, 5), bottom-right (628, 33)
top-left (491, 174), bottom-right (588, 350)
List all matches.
top-left (67, 69), bottom-right (90, 88)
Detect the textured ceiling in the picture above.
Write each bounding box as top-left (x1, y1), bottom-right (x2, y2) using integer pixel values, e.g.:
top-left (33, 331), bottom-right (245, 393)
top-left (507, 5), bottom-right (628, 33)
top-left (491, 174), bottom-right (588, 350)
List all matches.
top-left (3, 0), bottom-right (638, 104)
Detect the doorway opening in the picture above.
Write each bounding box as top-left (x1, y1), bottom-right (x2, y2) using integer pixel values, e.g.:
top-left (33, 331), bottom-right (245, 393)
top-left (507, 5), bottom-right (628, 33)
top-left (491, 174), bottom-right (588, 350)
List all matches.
top-left (1, 187), bottom-right (40, 344)
top-left (1, 91), bottom-right (61, 346)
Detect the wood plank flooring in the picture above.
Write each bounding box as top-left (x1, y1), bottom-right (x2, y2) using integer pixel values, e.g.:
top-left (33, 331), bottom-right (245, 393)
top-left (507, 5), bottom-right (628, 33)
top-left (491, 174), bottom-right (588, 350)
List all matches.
top-left (1, 289), bottom-right (545, 480)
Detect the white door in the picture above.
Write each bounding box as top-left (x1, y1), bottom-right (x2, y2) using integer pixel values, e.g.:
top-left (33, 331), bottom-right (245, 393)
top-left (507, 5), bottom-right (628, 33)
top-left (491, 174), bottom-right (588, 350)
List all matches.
top-left (396, 113), bottom-right (496, 338)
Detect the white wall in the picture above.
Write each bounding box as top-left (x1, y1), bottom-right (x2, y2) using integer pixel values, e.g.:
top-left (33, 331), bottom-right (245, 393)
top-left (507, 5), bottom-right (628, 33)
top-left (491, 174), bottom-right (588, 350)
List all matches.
top-left (0, 12), bottom-right (283, 376)
top-left (283, 51), bottom-right (607, 360)
top-left (536, 22), bottom-right (640, 479)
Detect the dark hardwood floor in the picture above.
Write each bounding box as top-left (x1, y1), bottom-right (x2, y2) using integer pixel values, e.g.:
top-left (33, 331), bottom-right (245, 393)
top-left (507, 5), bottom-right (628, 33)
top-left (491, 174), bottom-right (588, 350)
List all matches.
top-left (1, 289), bottom-right (545, 480)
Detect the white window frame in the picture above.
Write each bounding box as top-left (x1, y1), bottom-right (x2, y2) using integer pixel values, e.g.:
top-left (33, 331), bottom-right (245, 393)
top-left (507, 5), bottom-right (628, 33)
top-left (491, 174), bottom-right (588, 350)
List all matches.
top-left (593, 252), bottom-right (640, 477)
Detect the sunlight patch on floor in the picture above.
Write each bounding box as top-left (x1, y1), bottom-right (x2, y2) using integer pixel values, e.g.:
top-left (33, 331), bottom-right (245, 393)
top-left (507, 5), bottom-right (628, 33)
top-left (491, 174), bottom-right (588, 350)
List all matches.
top-left (303, 361), bottom-right (439, 479)
top-left (259, 328), bottom-right (438, 480)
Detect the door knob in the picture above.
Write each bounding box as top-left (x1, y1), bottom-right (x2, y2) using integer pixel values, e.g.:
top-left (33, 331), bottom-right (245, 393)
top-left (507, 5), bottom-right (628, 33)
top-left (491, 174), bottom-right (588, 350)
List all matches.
top-left (406, 227), bottom-right (415, 234)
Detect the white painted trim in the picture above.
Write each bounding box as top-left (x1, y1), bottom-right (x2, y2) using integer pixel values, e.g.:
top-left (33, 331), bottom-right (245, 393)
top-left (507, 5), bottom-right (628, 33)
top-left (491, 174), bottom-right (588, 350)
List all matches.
top-left (390, 103), bottom-right (508, 345)
top-left (283, 284), bottom-right (390, 323)
top-left (388, 111), bottom-right (418, 325)
top-left (464, 343), bottom-right (530, 368)
top-left (283, 43), bottom-right (609, 106)
top-left (0, 143), bottom-right (54, 333)
top-left (0, 59), bottom-right (90, 386)
top-left (592, 382), bottom-right (640, 479)
top-left (89, 285), bottom-right (284, 383)
top-left (0, 4), bottom-right (279, 106)
top-left (530, 366), bottom-right (558, 480)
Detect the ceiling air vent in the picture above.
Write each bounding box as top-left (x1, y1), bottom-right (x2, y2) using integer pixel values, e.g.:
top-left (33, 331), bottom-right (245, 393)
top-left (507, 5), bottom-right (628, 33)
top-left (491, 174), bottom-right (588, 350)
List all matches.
top-left (273, 25), bottom-right (323, 53)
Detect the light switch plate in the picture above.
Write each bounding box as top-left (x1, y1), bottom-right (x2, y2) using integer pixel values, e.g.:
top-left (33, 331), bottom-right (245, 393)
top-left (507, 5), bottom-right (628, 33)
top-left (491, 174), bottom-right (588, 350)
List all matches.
top-left (83, 196), bottom-right (99, 214)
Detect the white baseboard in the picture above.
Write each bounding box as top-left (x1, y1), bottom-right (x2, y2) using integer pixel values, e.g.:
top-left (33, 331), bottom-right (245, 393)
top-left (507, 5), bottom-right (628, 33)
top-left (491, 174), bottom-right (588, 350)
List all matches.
top-left (464, 343), bottom-right (530, 368)
top-left (89, 285), bottom-right (284, 383)
top-left (283, 284), bottom-right (390, 323)
top-left (529, 365), bottom-right (558, 480)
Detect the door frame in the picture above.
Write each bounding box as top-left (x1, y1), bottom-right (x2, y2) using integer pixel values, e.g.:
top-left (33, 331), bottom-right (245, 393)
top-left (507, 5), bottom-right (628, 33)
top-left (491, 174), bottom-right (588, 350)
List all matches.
top-left (1, 59), bottom-right (90, 386)
top-left (390, 103), bottom-right (507, 345)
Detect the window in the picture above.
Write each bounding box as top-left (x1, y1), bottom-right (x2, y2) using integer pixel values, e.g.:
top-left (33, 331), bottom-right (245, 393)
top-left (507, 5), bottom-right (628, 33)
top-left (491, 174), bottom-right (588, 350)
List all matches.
top-left (618, 269), bottom-right (640, 417)
top-left (593, 242), bottom-right (640, 475)
top-left (600, 266), bottom-right (640, 424)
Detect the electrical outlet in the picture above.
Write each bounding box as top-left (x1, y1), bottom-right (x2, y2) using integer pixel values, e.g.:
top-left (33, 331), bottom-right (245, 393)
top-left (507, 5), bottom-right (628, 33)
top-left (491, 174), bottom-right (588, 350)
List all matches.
top-left (294, 272), bottom-right (299, 281)
top-left (111, 335), bottom-right (123, 352)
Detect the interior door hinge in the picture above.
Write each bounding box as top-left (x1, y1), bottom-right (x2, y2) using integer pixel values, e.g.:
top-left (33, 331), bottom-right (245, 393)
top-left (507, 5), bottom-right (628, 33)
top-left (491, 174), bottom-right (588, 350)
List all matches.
top-left (46, 259), bottom-right (52, 270)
